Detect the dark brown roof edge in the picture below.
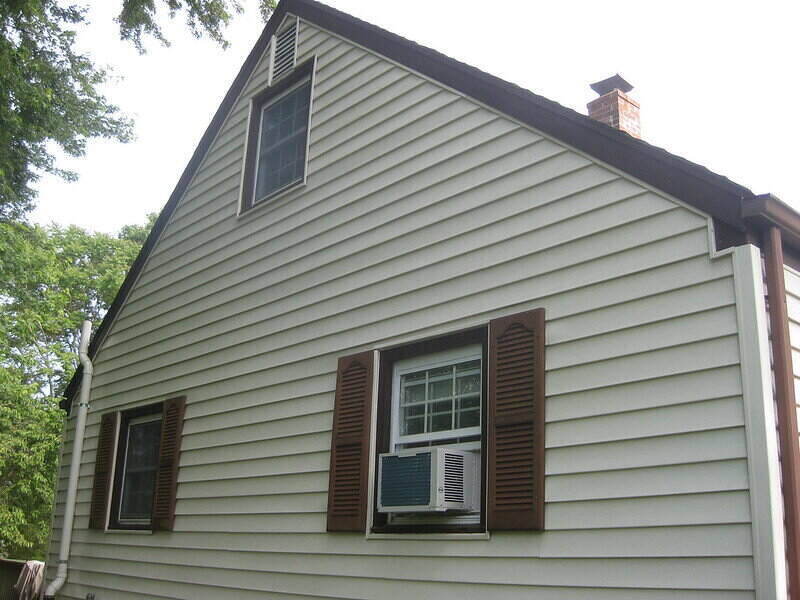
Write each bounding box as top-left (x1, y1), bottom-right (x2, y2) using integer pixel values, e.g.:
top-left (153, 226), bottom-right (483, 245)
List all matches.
top-left (291, 0), bottom-right (758, 227)
top-left (62, 0), bottom-right (792, 409)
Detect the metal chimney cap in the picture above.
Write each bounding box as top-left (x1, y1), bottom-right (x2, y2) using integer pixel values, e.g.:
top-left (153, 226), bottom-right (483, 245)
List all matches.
top-left (590, 74), bottom-right (634, 96)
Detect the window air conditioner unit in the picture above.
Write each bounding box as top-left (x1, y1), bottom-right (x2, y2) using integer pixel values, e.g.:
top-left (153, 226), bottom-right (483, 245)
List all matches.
top-left (377, 447), bottom-right (479, 513)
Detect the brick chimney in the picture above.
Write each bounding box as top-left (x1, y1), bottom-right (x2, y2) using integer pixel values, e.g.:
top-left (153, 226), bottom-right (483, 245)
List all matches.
top-left (587, 74), bottom-right (640, 138)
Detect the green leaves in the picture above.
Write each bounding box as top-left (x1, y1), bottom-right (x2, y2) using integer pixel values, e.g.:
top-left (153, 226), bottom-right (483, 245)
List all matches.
top-left (0, 385), bottom-right (63, 560)
top-left (0, 1), bottom-right (133, 219)
top-left (0, 216), bottom-right (156, 398)
top-left (0, 0), bottom-right (280, 558)
top-left (0, 214), bottom-right (154, 558)
top-left (1, 0), bottom-right (276, 220)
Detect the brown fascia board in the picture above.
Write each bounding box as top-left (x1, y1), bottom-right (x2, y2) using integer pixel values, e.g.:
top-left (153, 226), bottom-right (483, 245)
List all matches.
top-left (742, 194), bottom-right (800, 251)
top-left (60, 0), bottom-right (793, 409)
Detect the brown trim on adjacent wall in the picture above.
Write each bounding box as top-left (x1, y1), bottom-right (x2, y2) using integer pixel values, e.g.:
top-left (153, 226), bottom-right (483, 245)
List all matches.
top-left (744, 194), bottom-right (800, 252)
top-left (763, 225), bottom-right (800, 597)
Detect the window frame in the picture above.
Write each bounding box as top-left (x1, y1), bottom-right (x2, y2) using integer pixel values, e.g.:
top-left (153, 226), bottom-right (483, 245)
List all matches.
top-left (372, 327), bottom-right (488, 534)
top-left (108, 402), bottom-right (163, 531)
top-left (239, 56), bottom-right (316, 215)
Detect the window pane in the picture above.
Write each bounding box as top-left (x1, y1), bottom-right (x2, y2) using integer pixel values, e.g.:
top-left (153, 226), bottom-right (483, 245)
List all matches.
top-left (403, 405), bottom-right (424, 418)
top-left (120, 418), bottom-right (161, 521)
top-left (456, 373), bottom-right (480, 395)
top-left (403, 416), bottom-right (424, 435)
top-left (458, 409), bottom-right (480, 429)
top-left (254, 81), bottom-right (311, 202)
top-left (429, 412), bottom-right (452, 432)
top-left (397, 356), bottom-right (481, 440)
top-left (429, 366), bottom-right (451, 379)
top-left (430, 400), bottom-right (452, 415)
top-left (429, 379), bottom-right (452, 400)
top-left (401, 383), bottom-right (424, 405)
top-left (456, 360), bottom-right (480, 373)
top-left (460, 396), bottom-right (480, 410)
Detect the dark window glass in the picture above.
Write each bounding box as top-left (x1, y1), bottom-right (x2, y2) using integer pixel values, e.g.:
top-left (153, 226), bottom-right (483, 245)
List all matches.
top-left (119, 418), bottom-right (161, 522)
top-left (254, 81), bottom-right (311, 202)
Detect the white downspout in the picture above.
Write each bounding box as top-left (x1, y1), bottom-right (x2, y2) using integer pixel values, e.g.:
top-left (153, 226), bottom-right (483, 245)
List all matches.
top-left (45, 321), bottom-right (93, 599)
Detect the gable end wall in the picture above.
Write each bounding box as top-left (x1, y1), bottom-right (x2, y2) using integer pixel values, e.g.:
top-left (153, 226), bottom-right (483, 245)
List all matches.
top-left (47, 19), bottom-right (760, 599)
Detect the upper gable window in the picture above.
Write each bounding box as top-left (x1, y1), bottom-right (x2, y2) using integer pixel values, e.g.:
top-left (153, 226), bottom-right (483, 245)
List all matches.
top-left (239, 58), bottom-right (315, 214)
top-left (254, 80), bottom-right (311, 201)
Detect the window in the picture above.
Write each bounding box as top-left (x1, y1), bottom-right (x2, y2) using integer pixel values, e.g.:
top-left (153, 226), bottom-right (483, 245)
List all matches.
top-left (393, 349), bottom-right (482, 446)
top-left (108, 404), bottom-right (163, 530)
top-left (117, 414), bottom-right (161, 524)
top-left (240, 58), bottom-right (315, 213)
top-left (254, 81), bottom-right (311, 202)
top-left (374, 329), bottom-right (488, 533)
top-left (90, 397), bottom-right (186, 532)
top-left (325, 310), bottom-right (546, 534)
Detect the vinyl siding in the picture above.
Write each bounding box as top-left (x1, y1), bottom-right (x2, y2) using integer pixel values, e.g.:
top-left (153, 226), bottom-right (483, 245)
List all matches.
top-left (47, 17), bottom-right (756, 599)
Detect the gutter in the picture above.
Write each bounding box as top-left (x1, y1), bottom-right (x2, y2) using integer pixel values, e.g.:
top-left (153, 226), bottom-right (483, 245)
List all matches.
top-left (45, 321), bottom-right (94, 599)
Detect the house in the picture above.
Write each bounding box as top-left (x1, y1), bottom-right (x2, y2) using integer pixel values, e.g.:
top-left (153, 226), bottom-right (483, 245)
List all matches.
top-left (44, 0), bottom-right (800, 598)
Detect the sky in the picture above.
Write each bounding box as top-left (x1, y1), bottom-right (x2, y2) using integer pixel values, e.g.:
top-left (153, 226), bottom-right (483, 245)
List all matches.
top-left (32, 0), bottom-right (800, 233)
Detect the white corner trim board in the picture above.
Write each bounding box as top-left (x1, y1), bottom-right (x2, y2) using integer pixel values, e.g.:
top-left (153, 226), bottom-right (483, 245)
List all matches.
top-left (732, 244), bottom-right (786, 599)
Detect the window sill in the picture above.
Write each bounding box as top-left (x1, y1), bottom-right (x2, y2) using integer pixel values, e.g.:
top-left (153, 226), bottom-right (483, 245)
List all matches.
top-left (103, 528), bottom-right (153, 535)
top-left (366, 530), bottom-right (490, 541)
top-left (237, 179), bottom-right (306, 220)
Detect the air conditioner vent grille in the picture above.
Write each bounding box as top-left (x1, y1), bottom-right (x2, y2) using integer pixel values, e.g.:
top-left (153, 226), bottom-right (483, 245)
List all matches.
top-left (443, 452), bottom-right (465, 503)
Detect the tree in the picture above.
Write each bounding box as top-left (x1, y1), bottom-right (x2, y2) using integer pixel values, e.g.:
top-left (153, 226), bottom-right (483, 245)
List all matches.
top-left (1, 0), bottom-right (276, 220)
top-left (0, 214), bottom-right (155, 558)
top-left (0, 386), bottom-right (63, 560)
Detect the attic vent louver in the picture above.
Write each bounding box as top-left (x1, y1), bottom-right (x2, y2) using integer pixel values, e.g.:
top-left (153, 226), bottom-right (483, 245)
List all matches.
top-left (271, 18), bottom-right (298, 82)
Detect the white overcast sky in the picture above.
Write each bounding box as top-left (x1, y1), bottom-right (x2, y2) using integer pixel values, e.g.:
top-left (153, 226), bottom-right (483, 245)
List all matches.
top-left (32, 0), bottom-right (800, 233)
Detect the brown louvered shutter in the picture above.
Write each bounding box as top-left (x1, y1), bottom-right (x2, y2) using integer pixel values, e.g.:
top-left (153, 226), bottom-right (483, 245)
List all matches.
top-left (89, 412), bottom-right (118, 530)
top-left (327, 351), bottom-right (374, 532)
top-left (152, 396), bottom-right (186, 531)
top-left (488, 308), bottom-right (546, 530)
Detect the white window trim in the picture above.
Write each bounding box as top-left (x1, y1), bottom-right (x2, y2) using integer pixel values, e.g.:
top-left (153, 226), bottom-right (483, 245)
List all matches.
top-left (117, 413), bottom-right (162, 526)
top-left (390, 345), bottom-right (482, 451)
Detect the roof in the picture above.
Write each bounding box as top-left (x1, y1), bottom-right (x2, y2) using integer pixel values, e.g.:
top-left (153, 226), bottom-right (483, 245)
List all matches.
top-left (61, 0), bottom-right (796, 409)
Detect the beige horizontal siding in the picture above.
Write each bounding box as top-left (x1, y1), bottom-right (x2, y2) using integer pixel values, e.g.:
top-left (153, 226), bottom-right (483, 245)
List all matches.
top-left (47, 17), bottom-right (755, 599)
